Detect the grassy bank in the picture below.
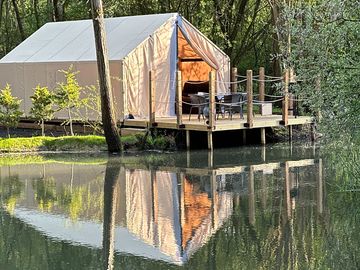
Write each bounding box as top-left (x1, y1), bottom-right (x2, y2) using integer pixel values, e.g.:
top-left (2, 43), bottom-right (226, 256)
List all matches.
top-left (0, 133), bottom-right (176, 153)
top-left (0, 135), bottom-right (108, 153)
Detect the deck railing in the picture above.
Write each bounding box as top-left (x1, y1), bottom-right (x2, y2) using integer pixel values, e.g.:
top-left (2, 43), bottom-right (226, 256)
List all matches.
top-left (148, 67), bottom-right (292, 129)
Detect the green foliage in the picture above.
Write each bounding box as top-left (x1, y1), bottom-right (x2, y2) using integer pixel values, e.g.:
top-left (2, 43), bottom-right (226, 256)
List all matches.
top-left (55, 65), bottom-right (82, 110)
top-left (43, 135), bottom-right (107, 151)
top-left (138, 131), bottom-right (176, 150)
top-left (55, 65), bottom-right (82, 136)
top-left (0, 134), bottom-right (147, 153)
top-left (283, 0), bottom-right (360, 185)
top-left (0, 135), bottom-right (106, 152)
top-left (0, 84), bottom-right (23, 137)
top-left (287, 0), bottom-right (360, 143)
top-left (30, 85), bottom-right (55, 136)
top-left (30, 85), bottom-right (54, 121)
top-left (75, 84), bottom-right (103, 134)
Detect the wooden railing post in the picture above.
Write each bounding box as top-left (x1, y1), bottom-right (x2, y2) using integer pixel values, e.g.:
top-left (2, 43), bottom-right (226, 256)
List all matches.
top-left (246, 70), bottom-right (253, 128)
top-left (209, 71), bottom-right (216, 129)
top-left (231, 67), bottom-right (237, 93)
top-left (176, 70), bottom-right (183, 127)
top-left (259, 67), bottom-right (265, 102)
top-left (282, 69), bottom-right (289, 126)
top-left (149, 70), bottom-right (156, 126)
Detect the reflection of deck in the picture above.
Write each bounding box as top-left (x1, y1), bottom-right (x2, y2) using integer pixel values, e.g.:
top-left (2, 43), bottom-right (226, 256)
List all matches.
top-left (123, 114), bottom-right (313, 131)
top-left (121, 159), bottom-right (316, 176)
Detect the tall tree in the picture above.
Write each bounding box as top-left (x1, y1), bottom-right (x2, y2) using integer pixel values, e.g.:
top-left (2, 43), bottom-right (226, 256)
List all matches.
top-left (90, 0), bottom-right (121, 153)
top-left (11, 0), bottom-right (25, 40)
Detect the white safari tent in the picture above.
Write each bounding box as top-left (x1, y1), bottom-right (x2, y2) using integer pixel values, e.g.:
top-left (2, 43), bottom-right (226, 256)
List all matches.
top-left (0, 13), bottom-right (230, 120)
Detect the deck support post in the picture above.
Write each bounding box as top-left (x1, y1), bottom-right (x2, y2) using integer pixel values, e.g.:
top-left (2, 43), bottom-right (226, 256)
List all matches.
top-left (310, 123), bottom-right (316, 142)
top-left (186, 130), bottom-right (190, 150)
top-left (209, 71), bottom-right (216, 129)
top-left (260, 128), bottom-right (266, 145)
top-left (284, 161), bottom-right (291, 219)
top-left (242, 130), bottom-right (247, 145)
top-left (248, 165), bottom-right (255, 225)
top-left (176, 71), bottom-right (183, 127)
top-left (282, 69), bottom-right (289, 126)
top-left (149, 70), bottom-right (156, 126)
top-left (317, 159), bottom-right (323, 214)
top-left (231, 67), bottom-right (237, 93)
top-left (207, 131), bottom-right (213, 151)
top-left (288, 125), bottom-right (293, 142)
top-left (246, 70), bottom-right (253, 128)
top-left (259, 67), bottom-right (265, 114)
top-left (261, 146), bottom-right (266, 162)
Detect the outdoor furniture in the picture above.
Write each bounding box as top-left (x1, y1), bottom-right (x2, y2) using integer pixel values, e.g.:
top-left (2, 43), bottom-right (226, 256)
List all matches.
top-left (188, 94), bottom-right (207, 121)
top-left (221, 93), bottom-right (244, 120)
top-left (182, 81), bottom-right (209, 113)
top-left (260, 103), bottom-right (272, 115)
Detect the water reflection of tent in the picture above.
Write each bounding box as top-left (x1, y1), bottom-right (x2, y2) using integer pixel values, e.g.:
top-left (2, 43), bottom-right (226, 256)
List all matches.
top-left (121, 170), bottom-right (233, 264)
top-left (11, 169), bottom-right (233, 265)
top-left (5, 157), bottom-right (321, 265)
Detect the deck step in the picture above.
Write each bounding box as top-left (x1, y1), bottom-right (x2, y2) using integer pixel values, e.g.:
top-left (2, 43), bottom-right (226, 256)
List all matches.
top-left (120, 127), bottom-right (147, 136)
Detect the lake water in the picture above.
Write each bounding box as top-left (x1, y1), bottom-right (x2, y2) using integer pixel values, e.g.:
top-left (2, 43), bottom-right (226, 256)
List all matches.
top-left (0, 143), bottom-right (359, 269)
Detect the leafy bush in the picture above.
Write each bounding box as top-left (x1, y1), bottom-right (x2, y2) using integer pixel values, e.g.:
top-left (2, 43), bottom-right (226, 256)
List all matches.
top-left (30, 85), bottom-right (55, 136)
top-left (54, 65), bottom-right (82, 136)
top-left (0, 84), bottom-right (22, 137)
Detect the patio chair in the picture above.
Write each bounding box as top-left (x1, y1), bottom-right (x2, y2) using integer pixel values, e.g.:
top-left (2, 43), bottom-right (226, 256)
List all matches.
top-left (188, 94), bottom-right (207, 121)
top-left (221, 93), bottom-right (244, 120)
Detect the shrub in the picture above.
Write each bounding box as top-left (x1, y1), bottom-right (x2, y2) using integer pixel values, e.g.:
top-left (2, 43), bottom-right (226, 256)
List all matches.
top-left (55, 65), bottom-right (82, 136)
top-left (0, 84), bottom-right (22, 138)
top-left (30, 85), bottom-right (55, 136)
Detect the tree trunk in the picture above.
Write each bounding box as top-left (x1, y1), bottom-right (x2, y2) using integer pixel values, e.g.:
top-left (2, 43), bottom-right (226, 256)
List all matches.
top-left (68, 107), bottom-right (74, 136)
top-left (5, 0), bottom-right (10, 52)
top-left (11, 0), bottom-right (26, 40)
top-left (268, 0), bottom-right (282, 77)
top-left (0, 0), bottom-right (4, 27)
top-left (90, 0), bottom-right (121, 153)
top-left (47, 0), bottom-right (55, 21)
top-left (33, 0), bottom-right (40, 28)
top-left (6, 126), bottom-right (10, 138)
top-left (41, 119), bottom-right (45, 136)
top-left (53, 0), bottom-right (59, 21)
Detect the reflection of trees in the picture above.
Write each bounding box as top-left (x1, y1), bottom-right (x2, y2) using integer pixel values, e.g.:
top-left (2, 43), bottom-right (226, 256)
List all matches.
top-left (0, 175), bottom-right (23, 214)
top-left (186, 164), bottom-right (332, 269)
top-left (0, 210), bottom-right (105, 269)
top-left (58, 185), bottom-right (85, 220)
top-left (102, 159), bottom-right (121, 270)
top-left (32, 177), bottom-right (57, 212)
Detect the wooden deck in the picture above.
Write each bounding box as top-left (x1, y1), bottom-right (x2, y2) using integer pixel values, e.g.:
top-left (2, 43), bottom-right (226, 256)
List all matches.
top-left (122, 114), bottom-right (313, 132)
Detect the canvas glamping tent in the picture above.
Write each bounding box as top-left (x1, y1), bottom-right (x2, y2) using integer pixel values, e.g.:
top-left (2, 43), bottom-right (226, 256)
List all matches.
top-left (0, 13), bottom-right (230, 120)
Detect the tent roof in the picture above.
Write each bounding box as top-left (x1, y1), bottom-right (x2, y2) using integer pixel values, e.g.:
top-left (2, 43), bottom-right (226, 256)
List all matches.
top-left (0, 13), bottom-right (177, 64)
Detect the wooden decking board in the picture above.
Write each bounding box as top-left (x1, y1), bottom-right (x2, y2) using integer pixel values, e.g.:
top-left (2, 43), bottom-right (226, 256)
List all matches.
top-left (123, 114), bottom-right (313, 132)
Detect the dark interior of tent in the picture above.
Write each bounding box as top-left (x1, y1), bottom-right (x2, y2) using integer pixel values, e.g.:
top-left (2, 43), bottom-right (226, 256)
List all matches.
top-left (177, 28), bottom-right (212, 113)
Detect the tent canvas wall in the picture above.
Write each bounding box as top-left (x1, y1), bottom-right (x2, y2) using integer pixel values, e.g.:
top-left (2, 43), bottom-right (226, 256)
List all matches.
top-left (0, 13), bottom-right (230, 120)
